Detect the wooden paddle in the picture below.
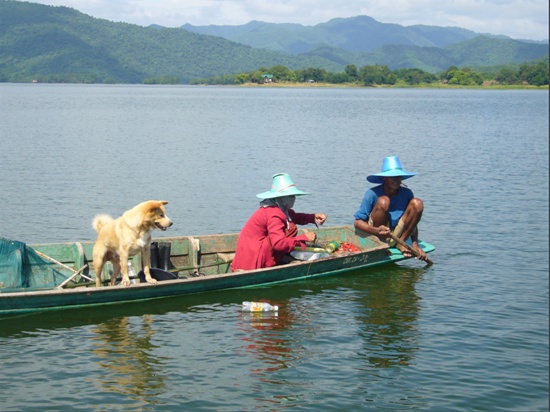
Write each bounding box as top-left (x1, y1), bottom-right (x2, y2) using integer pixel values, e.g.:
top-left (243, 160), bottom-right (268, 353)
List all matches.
top-left (390, 233), bottom-right (434, 266)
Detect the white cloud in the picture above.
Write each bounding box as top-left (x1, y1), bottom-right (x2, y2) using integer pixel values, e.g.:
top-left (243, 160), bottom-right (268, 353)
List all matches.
top-left (24, 0), bottom-right (549, 39)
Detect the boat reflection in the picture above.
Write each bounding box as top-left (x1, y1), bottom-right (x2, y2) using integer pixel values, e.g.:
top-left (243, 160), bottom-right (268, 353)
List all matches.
top-left (239, 309), bottom-right (297, 375)
top-left (91, 315), bottom-right (167, 398)
top-left (355, 266), bottom-right (424, 368)
top-left (237, 264), bottom-right (425, 380)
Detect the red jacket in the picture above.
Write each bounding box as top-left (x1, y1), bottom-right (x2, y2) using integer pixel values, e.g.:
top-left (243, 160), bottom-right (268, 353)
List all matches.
top-left (231, 206), bottom-right (316, 271)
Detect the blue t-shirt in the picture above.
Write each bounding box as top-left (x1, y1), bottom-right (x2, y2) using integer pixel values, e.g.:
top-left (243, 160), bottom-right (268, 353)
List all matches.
top-left (354, 185), bottom-right (414, 229)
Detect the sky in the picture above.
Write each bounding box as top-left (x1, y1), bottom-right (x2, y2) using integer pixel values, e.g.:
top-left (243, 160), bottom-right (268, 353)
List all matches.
top-left (25, 0), bottom-right (549, 41)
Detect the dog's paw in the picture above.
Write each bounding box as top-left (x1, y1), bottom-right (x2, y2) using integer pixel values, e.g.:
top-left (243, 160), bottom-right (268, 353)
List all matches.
top-left (145, 277), bottom-right (158, 285)
top-left (121, 278), bottom-right (132, 287)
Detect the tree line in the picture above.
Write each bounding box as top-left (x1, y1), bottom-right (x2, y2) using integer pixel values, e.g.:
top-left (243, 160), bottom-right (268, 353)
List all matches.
top-left (190, 60), bottom-right (548, 87)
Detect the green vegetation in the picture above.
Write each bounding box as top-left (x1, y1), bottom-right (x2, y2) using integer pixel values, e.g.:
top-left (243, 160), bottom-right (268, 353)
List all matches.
top-left (0, 1), bottom-right (548, 85)
top-left (143, 76), bottom-right (180, 85)
top-left (192, 60), bottom-right (549, 87)
top-left (0, 1), bottom-right (340, 84)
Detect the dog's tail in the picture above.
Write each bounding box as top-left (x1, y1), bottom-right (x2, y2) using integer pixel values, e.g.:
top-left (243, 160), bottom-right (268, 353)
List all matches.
top-left (92, 214), bottom-right (114, 233)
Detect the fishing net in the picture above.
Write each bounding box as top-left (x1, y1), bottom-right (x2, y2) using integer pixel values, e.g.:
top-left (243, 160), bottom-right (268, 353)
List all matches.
top-left (0, 238), bottom-right (71, 291)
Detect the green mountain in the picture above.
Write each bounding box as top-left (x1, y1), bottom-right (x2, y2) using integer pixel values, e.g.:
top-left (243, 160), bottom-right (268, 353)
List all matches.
top-left (0, 0), bottom-right (548, 83)
top-left (311, 37), bottom-right (549, 73)
top-left (444, 36), bottom-right (550, 66)
top-left (181, 16), bottom-right (548, 73)
top-left (181, 15), bottom-right (508, 54)
top-left (0, 0), bottom-right (341, 83)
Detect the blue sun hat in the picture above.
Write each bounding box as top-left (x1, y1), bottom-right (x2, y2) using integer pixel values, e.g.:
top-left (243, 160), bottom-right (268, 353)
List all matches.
top-left (256, 173), bottom-right (310, 199)
top-left (367, 156), bottom-right (417, 184)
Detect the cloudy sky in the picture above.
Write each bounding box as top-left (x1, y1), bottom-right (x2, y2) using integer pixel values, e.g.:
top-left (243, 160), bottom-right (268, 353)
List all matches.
top-left (26, 0), bottom-right (548, 41)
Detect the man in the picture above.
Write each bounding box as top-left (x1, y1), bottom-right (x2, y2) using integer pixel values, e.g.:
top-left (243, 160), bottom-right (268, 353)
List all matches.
top-left (354, 156), bottom-right (428, 261)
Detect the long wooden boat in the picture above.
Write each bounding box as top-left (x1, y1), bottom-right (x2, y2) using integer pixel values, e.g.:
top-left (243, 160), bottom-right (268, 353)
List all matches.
top-left (0, 226), bottom-right (434, 315)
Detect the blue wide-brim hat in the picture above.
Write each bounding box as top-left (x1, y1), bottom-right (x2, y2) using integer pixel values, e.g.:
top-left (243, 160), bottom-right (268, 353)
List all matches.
top-left (256, 173), bottom-right (310, 199)
top-left (367, 156), bottom-right (417, 184)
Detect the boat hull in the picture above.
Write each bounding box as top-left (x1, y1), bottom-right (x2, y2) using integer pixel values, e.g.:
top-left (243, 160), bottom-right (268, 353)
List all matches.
top-left (0, 226), bottom-right (434, 315)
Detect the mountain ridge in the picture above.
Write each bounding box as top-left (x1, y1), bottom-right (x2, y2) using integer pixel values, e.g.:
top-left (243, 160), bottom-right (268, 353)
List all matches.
top-left (179, 15), bottom-right (547, 54)
top-left (1, 1), bottom-right (547, 83)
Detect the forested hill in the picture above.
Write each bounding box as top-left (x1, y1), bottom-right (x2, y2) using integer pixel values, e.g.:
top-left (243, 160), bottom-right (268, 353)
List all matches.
top-left (308, 36), bottom-right (549, 73)
top-left (181, 16), bottom-right (488, 54)
top-left (0, 0), bottom-right (548, 83)
top-left (180, 16), bottom-right (548, 59)
top-left (0, 0), bottom-right (341, 83)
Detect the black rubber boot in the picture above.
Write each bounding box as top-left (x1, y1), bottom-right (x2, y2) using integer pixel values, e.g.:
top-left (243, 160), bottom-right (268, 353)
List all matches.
top-left (150, 241), bottom-right (160, 269)
top-left (158, 242), bottom-right (173, 271)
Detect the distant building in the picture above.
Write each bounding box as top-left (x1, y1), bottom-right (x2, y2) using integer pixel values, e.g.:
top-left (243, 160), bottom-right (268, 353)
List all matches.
top-left (261, 74), bottom-right (274, 84)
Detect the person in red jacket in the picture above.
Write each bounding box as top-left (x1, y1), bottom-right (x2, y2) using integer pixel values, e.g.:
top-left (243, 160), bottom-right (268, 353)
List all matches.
top-left (231, 173), bottom-right (327, 271)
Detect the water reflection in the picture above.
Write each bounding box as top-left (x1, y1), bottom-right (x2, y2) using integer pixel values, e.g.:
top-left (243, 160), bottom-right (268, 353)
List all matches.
top-left (91, 315), bottom-right (167, 398)
top-left (239, 310), bottom-right (297, 375)
top-left (237, 265), bottom-right (425, 376)
top-left (356, 266), bottom-right (424, 368)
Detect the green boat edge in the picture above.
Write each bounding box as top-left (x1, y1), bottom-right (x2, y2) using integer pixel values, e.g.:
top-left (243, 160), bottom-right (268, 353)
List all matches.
top-left (0, 226), bottom-right (435, 315)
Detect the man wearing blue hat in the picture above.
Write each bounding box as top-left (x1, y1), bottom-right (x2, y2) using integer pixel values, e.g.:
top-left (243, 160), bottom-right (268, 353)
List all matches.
top-left (354, 156), bottom-right (428, 261)
top-left (232, 173), bottom-right (327, 271)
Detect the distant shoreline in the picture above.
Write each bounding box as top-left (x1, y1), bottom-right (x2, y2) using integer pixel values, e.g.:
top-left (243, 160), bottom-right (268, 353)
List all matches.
top-left (3, 81), bottom-right (546, 89)
top-left (239, 81), bottom-right (548, 90)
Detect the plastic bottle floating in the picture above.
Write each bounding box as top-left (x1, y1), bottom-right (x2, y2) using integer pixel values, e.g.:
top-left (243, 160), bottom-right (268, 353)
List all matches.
top-left (242, 301), bottom-right (279, 312)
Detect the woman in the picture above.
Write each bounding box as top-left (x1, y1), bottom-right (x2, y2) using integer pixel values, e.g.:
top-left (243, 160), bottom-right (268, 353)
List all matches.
top-left (231, 173), bottom-right (326, 271)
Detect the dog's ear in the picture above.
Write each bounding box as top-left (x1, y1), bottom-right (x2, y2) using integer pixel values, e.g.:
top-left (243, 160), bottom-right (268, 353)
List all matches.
top-left (148, 201), bottom-right (169, 215)
top-left (149, 201), bottom-right (168, 211)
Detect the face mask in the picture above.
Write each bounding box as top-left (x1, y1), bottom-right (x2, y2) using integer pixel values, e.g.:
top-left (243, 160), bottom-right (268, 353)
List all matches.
top-left (280, 196), bottom-right (296, 210)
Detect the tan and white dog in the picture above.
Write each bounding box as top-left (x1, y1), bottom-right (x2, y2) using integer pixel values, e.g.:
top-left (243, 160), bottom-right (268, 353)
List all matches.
top-left (92, 200), bottom-right (173, 287)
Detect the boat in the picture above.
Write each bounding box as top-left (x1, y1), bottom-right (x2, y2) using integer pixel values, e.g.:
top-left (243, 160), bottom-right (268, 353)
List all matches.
top-left (0, 226), bottom-right (435, 315)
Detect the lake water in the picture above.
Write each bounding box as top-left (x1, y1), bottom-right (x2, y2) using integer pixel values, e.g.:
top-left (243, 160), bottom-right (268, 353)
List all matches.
top-left (0, 84), bottom-right (548, 411)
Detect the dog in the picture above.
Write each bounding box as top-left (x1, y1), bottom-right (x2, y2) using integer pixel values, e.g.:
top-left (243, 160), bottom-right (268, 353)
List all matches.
top-left (92, 200), bottom-right (173, 287)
